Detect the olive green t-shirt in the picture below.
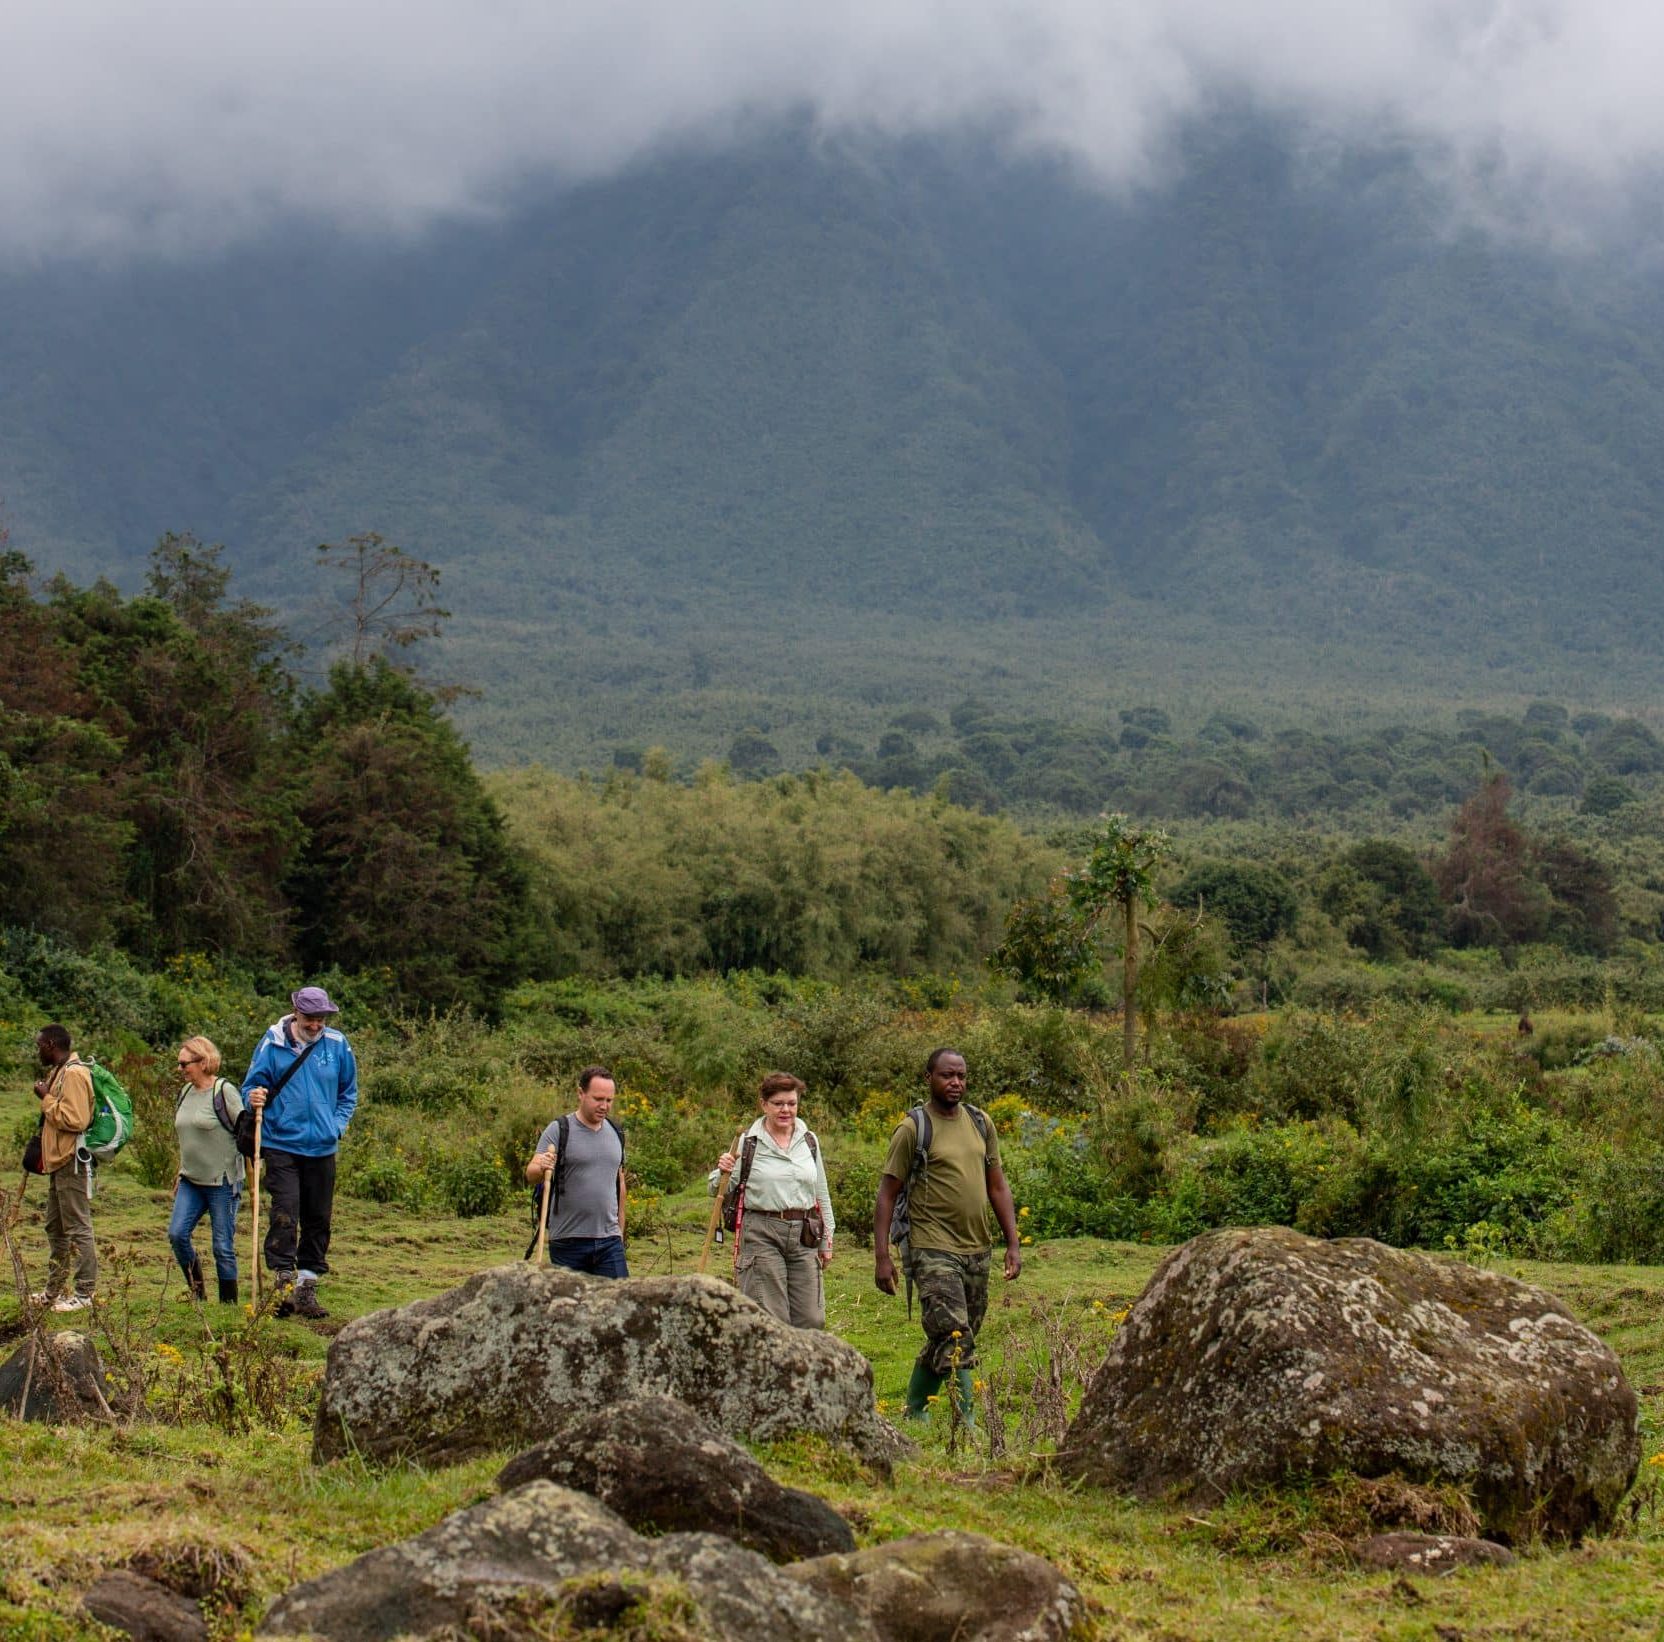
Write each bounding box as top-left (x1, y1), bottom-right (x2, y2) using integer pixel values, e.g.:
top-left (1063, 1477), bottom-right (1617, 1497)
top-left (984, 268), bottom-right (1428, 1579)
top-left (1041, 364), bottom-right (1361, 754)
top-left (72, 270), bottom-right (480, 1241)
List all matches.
top-left (882, 1105), bottom-right (1002, 1254)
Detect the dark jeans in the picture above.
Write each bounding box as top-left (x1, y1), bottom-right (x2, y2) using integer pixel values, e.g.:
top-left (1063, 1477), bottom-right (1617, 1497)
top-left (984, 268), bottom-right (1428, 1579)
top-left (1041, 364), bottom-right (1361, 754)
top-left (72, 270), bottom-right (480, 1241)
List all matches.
top-left (262, 1148), bottom-right (336, 1282)
top-left (548, 1236), bottom-right (628, 1278)
top-left (170, 1177), bottom-right (242, 1283)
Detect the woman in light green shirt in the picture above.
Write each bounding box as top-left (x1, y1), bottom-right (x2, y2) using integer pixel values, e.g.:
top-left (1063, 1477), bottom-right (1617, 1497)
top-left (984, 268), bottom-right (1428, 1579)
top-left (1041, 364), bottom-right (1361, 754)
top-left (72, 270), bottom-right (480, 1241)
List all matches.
top-left (169, 1035), bottom-right (246, 1304)
top-left (715, 1072), bottom-right (834, 1329)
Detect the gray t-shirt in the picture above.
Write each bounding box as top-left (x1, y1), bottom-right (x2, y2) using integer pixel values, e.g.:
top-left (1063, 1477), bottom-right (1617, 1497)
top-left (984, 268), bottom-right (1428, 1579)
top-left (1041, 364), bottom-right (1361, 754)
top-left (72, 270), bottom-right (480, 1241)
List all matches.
top-left (536, 1114), bottom-right (623, 1240)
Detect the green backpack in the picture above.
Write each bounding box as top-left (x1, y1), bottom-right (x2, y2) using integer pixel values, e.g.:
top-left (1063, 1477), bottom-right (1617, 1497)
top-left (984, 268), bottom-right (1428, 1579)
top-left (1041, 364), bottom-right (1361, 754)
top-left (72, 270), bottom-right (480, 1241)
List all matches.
top-left (81, 1058), bottom-right (136, 1160)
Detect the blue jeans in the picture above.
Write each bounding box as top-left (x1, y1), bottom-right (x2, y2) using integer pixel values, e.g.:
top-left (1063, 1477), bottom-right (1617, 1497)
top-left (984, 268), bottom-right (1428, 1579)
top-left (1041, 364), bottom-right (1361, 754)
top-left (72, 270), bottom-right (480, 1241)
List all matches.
top-left (169, 1178), bottom-right (242, 1283)
top-left (548, 1236), bottom-right (628, 1278)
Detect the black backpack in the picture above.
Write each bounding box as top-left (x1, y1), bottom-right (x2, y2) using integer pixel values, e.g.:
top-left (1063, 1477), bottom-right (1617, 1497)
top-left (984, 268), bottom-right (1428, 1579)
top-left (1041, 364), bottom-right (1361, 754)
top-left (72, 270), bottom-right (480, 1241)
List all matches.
top-left (524, 1114), bottom-right (627, 1259)
top-left (887, 1102), bottom-right (991, 1316)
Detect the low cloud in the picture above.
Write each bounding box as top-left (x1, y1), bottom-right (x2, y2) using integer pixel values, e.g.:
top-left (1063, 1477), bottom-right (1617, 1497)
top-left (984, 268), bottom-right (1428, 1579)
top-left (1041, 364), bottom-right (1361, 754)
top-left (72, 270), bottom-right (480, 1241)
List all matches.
top-left (5, 0), bottom-right (1663, 257)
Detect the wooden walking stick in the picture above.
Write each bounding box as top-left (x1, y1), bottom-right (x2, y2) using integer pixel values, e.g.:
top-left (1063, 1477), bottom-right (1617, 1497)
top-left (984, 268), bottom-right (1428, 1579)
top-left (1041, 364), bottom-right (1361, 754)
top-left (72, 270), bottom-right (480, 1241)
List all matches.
top-left (534, 1148), bottom-right (555, 1266)
top-left (249, 1107), bottom-right (263, 1310)
top-left (697, 1134), bottom-right (745, 1275)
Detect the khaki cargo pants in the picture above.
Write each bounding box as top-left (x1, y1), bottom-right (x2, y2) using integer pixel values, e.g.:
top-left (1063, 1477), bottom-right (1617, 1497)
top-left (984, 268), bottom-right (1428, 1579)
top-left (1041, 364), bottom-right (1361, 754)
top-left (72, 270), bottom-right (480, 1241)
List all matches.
top-left (736, 1212), bottom-right (825, 1329)
top-left (45, 1161), bottom-right (97, 1298)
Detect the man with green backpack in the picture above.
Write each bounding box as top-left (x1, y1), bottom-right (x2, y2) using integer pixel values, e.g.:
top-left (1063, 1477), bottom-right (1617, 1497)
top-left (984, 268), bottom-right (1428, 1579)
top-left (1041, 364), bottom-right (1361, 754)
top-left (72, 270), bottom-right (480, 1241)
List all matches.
top-left (873, 1048), bottom-right (1022, 1424)
top-left (32, 1024), bottom-right (99, 1312)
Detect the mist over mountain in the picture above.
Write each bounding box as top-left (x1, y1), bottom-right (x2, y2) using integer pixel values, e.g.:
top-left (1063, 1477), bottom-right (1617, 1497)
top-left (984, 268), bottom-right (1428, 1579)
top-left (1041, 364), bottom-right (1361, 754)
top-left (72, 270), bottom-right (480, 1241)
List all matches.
top-left (4, 118), bottom-right (1663, 761)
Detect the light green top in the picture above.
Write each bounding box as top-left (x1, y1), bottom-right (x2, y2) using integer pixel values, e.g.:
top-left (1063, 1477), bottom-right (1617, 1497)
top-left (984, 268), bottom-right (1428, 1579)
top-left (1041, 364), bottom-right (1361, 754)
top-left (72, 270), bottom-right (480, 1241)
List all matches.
top-left (708, 1117), bottom-right (835, 1245)
top-left (175, 1078), bottom-right (245, 1187)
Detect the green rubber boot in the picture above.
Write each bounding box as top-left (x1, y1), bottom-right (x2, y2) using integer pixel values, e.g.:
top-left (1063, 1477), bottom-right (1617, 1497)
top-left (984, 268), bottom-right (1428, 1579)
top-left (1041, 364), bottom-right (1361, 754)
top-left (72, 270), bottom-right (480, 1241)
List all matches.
top-left (953, 1366), bottom-right (977, 1428)
top-left (903, 1361), bottom-right (945, 1420)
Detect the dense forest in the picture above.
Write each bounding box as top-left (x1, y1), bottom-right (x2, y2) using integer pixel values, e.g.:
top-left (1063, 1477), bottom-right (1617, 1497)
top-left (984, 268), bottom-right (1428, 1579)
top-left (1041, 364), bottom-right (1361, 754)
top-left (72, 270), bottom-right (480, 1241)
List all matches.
top-left (5, 538), bottom-right (1662, 1028)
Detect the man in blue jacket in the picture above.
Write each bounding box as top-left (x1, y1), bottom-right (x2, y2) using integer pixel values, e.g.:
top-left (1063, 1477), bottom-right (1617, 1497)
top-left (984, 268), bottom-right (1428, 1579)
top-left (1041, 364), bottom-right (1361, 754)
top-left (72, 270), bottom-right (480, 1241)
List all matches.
top-left (243, 986), bottom-right (358, 1320)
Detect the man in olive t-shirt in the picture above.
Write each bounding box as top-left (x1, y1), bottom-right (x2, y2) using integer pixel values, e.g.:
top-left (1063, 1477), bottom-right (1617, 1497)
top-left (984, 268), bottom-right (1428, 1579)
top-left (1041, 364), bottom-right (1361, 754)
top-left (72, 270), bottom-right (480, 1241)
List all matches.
top-left (874, 1048), bottom-right (1021, 1421)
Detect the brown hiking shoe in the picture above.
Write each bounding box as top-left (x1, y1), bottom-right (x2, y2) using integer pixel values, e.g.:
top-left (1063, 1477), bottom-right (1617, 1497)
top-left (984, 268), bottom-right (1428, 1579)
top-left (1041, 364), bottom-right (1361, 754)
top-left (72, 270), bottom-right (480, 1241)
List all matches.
top-left (292, 1284), bottom-right (328, 1320)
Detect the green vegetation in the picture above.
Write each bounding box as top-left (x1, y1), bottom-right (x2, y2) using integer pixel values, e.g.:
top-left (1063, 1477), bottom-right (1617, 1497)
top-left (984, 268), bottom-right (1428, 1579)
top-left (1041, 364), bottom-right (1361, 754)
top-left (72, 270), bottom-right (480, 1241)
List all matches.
top-left (7, 1162), bottom-right (1664, 1637)
top-left (8, 124), bottom-right (1664, 769)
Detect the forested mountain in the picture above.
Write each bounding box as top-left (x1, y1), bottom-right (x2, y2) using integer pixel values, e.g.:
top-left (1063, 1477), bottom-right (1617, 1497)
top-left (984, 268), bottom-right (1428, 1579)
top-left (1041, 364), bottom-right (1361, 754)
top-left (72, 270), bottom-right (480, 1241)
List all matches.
top-left (4, 118), bottom-right (1664, 762)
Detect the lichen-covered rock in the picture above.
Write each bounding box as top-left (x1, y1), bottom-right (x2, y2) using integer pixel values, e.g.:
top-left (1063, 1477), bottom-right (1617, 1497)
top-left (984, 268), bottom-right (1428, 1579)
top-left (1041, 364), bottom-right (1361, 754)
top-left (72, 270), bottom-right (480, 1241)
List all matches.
top-left (496, 1394), bottom-right (855, 1561)
top-left (258, 1480), bottom-right (877, 1642)
top-left (0, 1330), bottom-right (110, 1422)
top-left (312, 1264), bottom-right (904, 1471)
top-left (787, 1530), bottom-right (1084, 1642)
top-left (1056, 1227), bottom-right (1639, 1541)
top-left (1351, 1532), bottom-right (1515, 1573)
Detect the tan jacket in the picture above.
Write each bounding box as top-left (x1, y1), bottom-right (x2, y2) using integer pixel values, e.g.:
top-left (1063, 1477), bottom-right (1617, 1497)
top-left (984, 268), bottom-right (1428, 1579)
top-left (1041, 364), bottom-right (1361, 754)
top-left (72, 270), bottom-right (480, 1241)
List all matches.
top-left (40, 1057), bottom-right (95, 1173)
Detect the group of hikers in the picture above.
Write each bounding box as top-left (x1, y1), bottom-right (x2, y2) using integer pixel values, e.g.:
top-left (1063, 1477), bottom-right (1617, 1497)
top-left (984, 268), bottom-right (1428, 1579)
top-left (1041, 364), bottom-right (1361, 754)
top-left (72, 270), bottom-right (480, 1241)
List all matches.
top-left (31, 985), bottom-right (356, 1319)
top-left (30, 985), bottom-right (1022, 1421)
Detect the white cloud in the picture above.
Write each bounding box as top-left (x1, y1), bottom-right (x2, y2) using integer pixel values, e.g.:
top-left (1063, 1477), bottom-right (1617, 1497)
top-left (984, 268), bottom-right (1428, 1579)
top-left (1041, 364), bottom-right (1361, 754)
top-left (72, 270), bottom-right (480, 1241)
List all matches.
top-left (4, 0), bottom-right (1663, 256)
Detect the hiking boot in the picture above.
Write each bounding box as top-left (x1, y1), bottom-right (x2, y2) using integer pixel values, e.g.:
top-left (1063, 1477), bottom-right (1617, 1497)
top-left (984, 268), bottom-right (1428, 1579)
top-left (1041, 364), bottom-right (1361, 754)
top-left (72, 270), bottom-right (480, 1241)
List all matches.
top-left (28, 1290), bottom-right (61, 1306)
top-left (218, 1279), bottom-right (239, 1305)
top-left (52, 1294), bottom-right (94, 1313)
top-left (185, 1258), bottom-right (207, 1302)
top-left (291, 1284), bottom-right (328, 1320)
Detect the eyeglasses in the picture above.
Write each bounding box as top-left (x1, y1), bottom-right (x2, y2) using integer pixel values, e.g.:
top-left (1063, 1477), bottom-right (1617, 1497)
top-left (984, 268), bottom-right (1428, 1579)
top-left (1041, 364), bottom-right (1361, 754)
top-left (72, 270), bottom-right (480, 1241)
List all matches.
top-left (177, 1055), bottom-right (199, 1068)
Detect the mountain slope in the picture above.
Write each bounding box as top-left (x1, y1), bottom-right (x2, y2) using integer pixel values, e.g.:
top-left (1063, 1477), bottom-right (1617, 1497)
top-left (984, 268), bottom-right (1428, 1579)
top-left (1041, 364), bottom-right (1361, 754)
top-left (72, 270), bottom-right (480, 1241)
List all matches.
top-left (3, 120), bottom-right (1664, 759)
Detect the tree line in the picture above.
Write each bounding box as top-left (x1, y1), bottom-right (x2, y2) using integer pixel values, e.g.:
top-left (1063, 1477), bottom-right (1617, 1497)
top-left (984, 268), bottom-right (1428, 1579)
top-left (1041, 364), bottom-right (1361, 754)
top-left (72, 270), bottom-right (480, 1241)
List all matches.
top-left (0, 536), bottom-right (531, 1012)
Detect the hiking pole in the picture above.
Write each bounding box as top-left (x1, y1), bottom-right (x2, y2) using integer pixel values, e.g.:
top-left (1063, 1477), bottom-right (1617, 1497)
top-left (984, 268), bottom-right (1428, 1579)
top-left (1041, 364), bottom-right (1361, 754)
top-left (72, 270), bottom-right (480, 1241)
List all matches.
top-left (697, 1158), bottom-right (733, 1275)
top-left (697, 1133), bottom-right (745, 1274)
top-left (534, 1149), bottom-right (554, 1266)
top-left (250, 1108), bottom-right (263, 1310)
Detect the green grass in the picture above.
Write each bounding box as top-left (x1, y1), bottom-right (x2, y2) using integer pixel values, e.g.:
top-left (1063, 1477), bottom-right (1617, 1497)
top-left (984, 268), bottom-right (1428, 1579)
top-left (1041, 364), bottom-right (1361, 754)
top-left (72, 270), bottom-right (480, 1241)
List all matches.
top-left (7, 1170), bottom-right (1664, 1638)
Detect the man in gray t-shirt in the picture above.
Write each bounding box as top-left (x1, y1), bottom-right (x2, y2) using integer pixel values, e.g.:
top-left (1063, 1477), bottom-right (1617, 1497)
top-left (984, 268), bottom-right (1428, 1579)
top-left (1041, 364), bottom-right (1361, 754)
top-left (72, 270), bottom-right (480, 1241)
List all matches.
top-left (525, 1065), bottom-right (628, 1278)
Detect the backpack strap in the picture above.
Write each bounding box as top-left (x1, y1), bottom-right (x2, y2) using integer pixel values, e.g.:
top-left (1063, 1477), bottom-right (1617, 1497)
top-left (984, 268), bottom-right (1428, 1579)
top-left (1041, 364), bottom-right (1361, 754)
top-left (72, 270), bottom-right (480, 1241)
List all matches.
top-left (736, 1133), bottom-right (760, 1191)
top-left (174, 1078), bottom-right (238, 1137)
top-left (607, 1116), bottom-right (626, 1205)
top-left (899, 1105), bottom-right (931, 1320)
top-left (551, 1114), bottom-right (572, 1217)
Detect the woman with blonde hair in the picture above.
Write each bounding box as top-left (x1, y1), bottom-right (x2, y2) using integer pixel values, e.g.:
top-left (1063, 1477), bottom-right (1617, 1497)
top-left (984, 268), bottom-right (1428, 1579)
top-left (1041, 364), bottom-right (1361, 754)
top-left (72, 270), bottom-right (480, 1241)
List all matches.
top-left (714, 1072), bottom-right (834, 1329)
top-left (169, 1036), bottom-right (246, 1303)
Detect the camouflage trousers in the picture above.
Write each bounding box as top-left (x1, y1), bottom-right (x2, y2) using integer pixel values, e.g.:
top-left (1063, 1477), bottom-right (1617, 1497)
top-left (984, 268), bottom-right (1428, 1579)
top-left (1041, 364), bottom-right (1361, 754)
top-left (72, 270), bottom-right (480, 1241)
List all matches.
top-left (907, 1246), bottom-right (990, 1374)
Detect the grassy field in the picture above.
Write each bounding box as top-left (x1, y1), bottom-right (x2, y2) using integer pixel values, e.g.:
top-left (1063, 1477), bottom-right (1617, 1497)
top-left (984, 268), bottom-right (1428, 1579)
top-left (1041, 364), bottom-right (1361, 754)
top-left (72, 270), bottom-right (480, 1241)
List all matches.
top-left (5, 1170), bottom-right (1664, 1640)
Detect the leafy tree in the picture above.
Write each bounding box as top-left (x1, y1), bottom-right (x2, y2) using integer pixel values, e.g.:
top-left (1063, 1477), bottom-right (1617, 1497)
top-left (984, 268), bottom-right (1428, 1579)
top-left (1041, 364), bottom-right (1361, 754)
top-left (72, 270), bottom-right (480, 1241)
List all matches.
top-left (1589, 719), bottom-right (1664, 776)
top-left (991, 879), bottom-right (1100, 1004)
top-left (1533, 837), bottom-right (1620, 956)
top-left (288, 658), bottom-right (534, 1012)
top-left (1067, 813), bottom-right (1171, 1073)
top-left (47, 538), bottom-right (299, 960)
top-left (728, 728), bottom-right (781, 778)
top-left (1317, 841), bottom-right (1443, 959)
top-left (1169, 861), bottom-right (1298, 958)
top-left (1582, 775), bottom-right (1639, 816)
top-left (0, 553), bottom-right (132, 942)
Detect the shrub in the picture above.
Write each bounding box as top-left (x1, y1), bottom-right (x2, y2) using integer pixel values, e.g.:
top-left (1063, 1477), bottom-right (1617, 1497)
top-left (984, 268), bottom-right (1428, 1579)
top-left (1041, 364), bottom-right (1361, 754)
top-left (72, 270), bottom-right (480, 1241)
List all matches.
top-left (431, 1153), bottom-right (511, 1218)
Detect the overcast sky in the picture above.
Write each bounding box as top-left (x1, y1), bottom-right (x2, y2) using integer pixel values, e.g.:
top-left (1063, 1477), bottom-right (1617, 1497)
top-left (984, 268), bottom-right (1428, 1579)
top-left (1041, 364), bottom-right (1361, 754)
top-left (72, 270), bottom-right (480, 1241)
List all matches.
top-left (5, 0), bottom-right (1663, 258)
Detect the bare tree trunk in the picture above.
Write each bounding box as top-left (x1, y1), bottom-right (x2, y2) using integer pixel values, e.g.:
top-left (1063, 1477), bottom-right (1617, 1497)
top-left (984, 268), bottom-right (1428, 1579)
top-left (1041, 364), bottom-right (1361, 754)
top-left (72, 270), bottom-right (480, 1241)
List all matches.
top-left (1122, 892), bottom-right (1138, 1079)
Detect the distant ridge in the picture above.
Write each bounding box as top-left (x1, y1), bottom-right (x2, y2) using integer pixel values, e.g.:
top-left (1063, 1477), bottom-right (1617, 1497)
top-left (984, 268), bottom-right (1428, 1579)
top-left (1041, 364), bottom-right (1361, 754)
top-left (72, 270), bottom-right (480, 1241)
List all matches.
top-left (4, 118), bottom-right (1663, 758)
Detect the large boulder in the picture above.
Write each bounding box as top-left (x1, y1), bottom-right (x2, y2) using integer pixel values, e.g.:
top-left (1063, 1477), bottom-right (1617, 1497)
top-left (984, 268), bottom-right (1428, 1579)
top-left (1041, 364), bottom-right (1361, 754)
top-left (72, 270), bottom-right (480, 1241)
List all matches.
top-left (312, 1264), bottom-right (903, 1471)
top-left (787, 1531), bottom-right (1085, 1642)
top-left (0, 1330), bottom-right (111, 1421)
top-left (496, 1394), bottom-right (856, 1561)
top-left (259, 1479), bottom-right (877, 1642)
top-left (1056, 1227), bottom-right (1639, 1542)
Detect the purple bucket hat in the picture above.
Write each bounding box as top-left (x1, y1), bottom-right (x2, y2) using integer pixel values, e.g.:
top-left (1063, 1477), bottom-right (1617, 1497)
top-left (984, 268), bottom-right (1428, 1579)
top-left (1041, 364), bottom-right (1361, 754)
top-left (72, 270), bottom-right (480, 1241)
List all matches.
top-left (291, 986), bottom-right (340, 1016)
